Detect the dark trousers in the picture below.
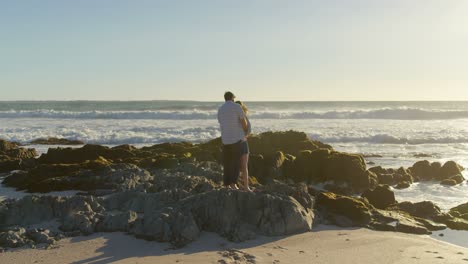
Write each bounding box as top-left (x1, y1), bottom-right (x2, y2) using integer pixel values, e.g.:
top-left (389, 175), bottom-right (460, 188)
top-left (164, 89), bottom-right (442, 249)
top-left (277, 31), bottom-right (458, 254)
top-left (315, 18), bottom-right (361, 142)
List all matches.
top-left (222, 140), bottom-right (242, 186)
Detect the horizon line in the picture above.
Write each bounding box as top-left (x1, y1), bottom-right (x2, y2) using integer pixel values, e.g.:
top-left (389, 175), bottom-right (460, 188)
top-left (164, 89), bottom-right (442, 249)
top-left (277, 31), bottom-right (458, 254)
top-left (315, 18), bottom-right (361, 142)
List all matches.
top-left (2, 99), bottom-right (468, 103)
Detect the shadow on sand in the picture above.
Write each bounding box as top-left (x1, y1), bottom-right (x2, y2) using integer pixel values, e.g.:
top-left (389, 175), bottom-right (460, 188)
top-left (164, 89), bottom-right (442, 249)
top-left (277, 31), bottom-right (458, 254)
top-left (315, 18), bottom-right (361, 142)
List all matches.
top-left (71, 226), bottom-right (356, 264)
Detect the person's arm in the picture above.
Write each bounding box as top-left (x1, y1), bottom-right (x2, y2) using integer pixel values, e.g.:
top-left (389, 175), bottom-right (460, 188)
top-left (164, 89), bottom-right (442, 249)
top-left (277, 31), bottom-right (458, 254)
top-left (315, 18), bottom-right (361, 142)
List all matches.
top-left (238, 106), bottom-right (248, 134)
top-left (241, 117), bottom-right (248, 134)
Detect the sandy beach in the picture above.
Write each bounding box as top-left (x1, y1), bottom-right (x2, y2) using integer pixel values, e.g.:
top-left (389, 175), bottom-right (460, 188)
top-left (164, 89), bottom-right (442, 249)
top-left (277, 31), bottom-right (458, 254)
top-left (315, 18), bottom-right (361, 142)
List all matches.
top-left (1, 226), bottom-right (467, 264)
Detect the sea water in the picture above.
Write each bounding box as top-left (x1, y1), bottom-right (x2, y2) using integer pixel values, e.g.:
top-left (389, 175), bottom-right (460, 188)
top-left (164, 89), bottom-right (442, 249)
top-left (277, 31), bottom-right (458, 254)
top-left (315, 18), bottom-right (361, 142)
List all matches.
top-left (1, 101), bottom-right (467, 210)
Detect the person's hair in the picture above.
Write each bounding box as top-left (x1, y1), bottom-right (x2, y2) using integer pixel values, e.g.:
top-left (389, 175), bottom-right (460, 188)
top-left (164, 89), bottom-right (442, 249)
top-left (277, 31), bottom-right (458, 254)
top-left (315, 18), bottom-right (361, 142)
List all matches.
top-left (224, 91), bottom-right (235, 101)
top-left (235, 100), bottom-right (248, 115)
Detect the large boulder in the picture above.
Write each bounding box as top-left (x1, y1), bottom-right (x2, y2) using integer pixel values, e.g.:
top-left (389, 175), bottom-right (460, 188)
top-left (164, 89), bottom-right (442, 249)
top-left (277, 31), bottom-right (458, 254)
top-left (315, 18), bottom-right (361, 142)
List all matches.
top-left (315, 192), bottom-right (372, 226)
top-left (393, 201), bottom-right (444, 220)
top-left (440, 174), bottom-right (465, 186)
top-left (409, 160), bottom-right (464, 182)
top-left (3, 161), bottom-right (153, 193)
top-left (38, 144), bottom-right (134, 164)
top-left (361, 185), bottom-right (396, 209)
top-left (0, 139), bottom-right (38, 173)
top-left (285, 149), bottom-right (377, 192)
top-left (180, 190), bottom-right (314, 241)
top-left (449, 202), bottom-right (468, 220)
top-left (0, 195), bottom-right (102, 229)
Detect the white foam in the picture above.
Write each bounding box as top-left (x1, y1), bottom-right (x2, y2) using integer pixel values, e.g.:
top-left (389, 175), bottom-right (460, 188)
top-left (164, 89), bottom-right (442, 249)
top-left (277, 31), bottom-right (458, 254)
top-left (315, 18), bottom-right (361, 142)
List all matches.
top-left (2, 107), bottom-right (468, 120)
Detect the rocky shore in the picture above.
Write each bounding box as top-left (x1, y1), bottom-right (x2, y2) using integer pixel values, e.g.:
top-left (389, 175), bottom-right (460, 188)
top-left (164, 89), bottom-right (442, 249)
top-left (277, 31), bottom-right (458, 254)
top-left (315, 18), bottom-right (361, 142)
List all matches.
top-left (1, 131), bottom-right (467, 250)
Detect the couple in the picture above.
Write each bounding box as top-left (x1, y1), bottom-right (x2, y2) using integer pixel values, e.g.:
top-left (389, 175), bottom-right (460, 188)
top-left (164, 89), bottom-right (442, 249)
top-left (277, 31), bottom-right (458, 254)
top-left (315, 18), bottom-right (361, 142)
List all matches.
top-left (217, 91), bottom-right (252, 191)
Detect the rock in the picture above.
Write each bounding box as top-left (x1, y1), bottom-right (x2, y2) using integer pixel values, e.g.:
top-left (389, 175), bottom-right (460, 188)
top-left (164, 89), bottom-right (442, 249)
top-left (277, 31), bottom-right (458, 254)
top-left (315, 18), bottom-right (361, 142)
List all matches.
top-left (315, 192), bottom-right (372, 226)
top-left (395, 217), bottom-right (431, 234)
top-left (285, 149), bottom-right (377, 192)
top-left (409, 160), bottom-right (435, 181)
top-left (439, 161), bottom-right (464, 180)
top-left (30, 137), bottom-right (84, 145)
top-left (96, 211), bottom-right (137, 232)
top-left (150, 170), bottom-right (217, 194)
top-left (247, 131), bottom-right (327, 157)
top-left (440, 174), bottom-right (465, 186)
top-left (440, 179), bottom-right (457, 186)
top-left (3, 162), bottom-right (153, 193)
top-left (394, 201), bottom-right (443, 220)
top-left (38, 144), bottom-right (133, 164)
top-left (132, 207), bottom-right (200, 247)
top-left (261, 182), bottom-right (314, 210)
top-left (0, 195), bottom-right (102, 229)
top-left (0, 228), bottom-right (28, 248)
top-left (27, 229), bottom-right (55, 244)
top-left (444, 218), bottom-right (468, 230)
top-left (60, 211), bottom-right (98, 235)
top-left (394, 181), bottom-right (411, 189)
top-left (181, 190), bottom-right (313, 240)
top-left (449, 202), bottom-right (468, 220)
top-left (0, 139), bottom-right (38, 173)
top-left (409, 160), bottom-right (464, 182)
top-left (361, 185), bottom-right (396, 209)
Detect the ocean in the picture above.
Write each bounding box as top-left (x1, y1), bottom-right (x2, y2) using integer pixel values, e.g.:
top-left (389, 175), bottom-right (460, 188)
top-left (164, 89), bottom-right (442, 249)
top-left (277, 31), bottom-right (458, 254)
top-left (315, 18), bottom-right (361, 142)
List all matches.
top-left (1, 101), bottom-right (468, 211)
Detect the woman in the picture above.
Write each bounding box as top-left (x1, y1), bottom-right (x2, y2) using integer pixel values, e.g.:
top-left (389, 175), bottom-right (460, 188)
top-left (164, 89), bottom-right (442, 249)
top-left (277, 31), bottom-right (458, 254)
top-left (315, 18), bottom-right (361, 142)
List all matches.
top-left (236, 100), bottom-right (252, 192)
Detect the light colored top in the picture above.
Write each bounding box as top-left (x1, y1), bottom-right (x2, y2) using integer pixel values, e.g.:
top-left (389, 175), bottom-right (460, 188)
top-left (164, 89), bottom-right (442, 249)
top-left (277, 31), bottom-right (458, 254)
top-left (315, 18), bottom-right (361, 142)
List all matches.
top-left (217, 101), bottom-right (246, 145)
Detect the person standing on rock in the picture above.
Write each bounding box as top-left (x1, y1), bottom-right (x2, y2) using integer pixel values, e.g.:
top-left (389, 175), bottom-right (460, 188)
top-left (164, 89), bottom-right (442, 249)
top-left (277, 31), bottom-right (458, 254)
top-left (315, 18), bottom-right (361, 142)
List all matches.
top-left (236, 100), bottom-right (252, 192)
top-left (217, 91), bottom-right (249, 189)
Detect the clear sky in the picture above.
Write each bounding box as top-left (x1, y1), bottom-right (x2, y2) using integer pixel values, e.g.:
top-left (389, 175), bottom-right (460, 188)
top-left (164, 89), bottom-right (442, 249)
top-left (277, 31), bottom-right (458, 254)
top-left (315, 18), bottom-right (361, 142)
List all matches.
top-left (1, 1), bottom-right (467, 101)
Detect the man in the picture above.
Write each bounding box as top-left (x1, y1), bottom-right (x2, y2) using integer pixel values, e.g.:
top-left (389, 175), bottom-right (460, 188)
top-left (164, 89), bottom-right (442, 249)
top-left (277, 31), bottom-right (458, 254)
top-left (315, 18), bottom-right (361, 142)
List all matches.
top-left (217, 91), bottom-right (249, 189)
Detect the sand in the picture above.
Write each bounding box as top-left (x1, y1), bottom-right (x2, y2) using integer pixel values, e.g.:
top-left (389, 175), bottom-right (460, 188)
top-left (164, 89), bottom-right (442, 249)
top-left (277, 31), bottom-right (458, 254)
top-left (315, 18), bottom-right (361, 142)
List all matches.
top-left (1, 226), bottom-right (467, 264)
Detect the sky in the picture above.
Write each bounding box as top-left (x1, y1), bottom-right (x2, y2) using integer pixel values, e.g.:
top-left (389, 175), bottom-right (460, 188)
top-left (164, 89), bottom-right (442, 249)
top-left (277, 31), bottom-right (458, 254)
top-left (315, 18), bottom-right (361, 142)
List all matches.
top-left (1, 0), bottom-right (467, 101)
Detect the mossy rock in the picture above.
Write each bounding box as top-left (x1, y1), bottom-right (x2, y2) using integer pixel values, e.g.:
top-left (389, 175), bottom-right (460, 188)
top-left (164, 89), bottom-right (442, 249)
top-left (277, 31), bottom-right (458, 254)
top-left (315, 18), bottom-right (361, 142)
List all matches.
top-left (316, 192), bottom-right (372, 226)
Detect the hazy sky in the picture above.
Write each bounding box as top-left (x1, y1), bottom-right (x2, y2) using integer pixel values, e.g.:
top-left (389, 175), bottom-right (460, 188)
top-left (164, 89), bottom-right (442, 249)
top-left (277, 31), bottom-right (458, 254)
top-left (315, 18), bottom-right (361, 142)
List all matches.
top-left (1, 1), bottom-right (467, 101)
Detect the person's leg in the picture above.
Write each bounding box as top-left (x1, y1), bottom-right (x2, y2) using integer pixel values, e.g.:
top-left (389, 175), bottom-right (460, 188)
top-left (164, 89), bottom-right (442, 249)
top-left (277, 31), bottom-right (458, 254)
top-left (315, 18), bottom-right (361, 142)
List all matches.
top-left (240, 153), bottom-right (251, 191)
top-left (222, 144), bottom-right (232, 187)
top-left (230, 141), bottom-right (242, 189)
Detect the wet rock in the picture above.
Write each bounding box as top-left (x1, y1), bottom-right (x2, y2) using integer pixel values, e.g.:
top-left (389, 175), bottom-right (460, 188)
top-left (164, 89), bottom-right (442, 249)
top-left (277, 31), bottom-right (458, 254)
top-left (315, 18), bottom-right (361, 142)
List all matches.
top-left (409, 160), bottom-right (464, 182)
top-left (394, 201), bottom-right (443, 220)
top-left (439, 161), bottom-right (464, 180)
top-left (30, 137), bottom-right (84, 145)
top-left (394, 181), bottom-right (411, 189)
top-left (440, 174), bottom-right (465, 186)
top-left (361, 185), bottom-right (396, 209)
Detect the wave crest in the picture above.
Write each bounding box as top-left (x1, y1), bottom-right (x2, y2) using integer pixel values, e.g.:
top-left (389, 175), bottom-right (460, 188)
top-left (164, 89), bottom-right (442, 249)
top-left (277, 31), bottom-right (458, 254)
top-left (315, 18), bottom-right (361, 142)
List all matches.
top-left (2, 108), bottom-right (468, 120)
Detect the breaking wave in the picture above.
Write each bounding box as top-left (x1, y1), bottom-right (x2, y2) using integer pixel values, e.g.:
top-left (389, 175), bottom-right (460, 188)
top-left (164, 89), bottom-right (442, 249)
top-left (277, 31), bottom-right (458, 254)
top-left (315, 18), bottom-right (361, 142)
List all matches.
top-left (2, 108), bottom-right (468, 120)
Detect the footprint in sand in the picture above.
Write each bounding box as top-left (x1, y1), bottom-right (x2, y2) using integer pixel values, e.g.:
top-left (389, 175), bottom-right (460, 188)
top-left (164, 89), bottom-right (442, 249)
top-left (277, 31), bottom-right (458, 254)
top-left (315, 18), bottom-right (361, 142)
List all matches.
top-left (463, 259), bottom-right (468, 261)
top-left (436, 256), bottom-right (444, 259)
top-left (458, 252), bottom-right (464, 255)
top-left (299, 250), bottom-right (305, 254)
